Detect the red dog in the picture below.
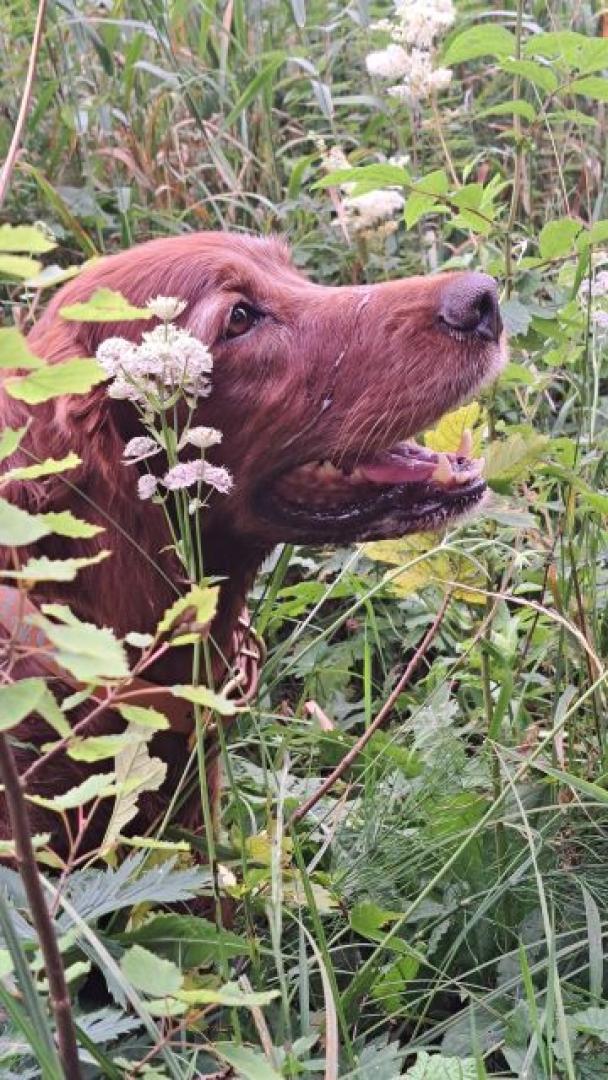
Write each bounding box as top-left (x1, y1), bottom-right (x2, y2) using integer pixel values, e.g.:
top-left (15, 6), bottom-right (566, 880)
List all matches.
top-left (0, 233), bottom-right (505, 858)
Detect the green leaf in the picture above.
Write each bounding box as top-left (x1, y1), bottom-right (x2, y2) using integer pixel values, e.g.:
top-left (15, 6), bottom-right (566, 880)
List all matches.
top-left (102, 732), bottom-right (166, 846)
top-left (569, 1006), bottom-right (608, 1041)
top-left (0, 255), bottom-right (42, 279)
top-left (371, 954), bottom-right (421, 1014)
top-left (539, 218), bottom-right (582, 259)
top-left (120, 944), bottom-right (182, 996)
top-left (500, 298), bottom-right (533, 337)
top-left (40, 510), bottom-right (103, 539)
top-left (350, 902), bottom-right (413, 956)
top-left (157, 583), bottom-right (219, 636)
top-left (0, 679), bottom-right (48, 730)
top-left (60, 287), bottom-right (151, 322)
top-left (0, 551), bottom-right (109, 582)
top-left (571, 76), bottom-right (608, 103)
top-left (500, 58), bottom-right (558, 92)
top-left (116, 704), bottom-right (169, 731)
top-left (404, 1051), bottom-right (477, 1079)
top-left (28, 773), bottom-right (117, 811)
top-left (5, 357), bottom-right (106, 404)
top-left (485, 431), bottom-right (550, 484)
top-left (33, 614), bottom-right (130, 681)
top-left (66, 732), bottom-right (143, 762)
top-left (118, 914), bottom-right (250, 967)
top-left (225, 52), bottom-right (287, 128)
top-left (0, 224), bottom-right (57, 254)
top-left (0, 425), bottom-right (27, 463)
top-left (177, 982), bottom-right (279, 1007)
top-left (0, 327), bottom-right (44, 369)
top-left (404, 169), bottom-right (449, 229)
top-left (578, 219), bottom-right (608, 250)
top-left (171, 684), bottom-right (237, 716)
top-left (477, 99), bottom-right (536, 122)
top-left (312, 163), bottom-right (410, 192)
top-left (523, 30), bottom-right (591, 66)
top-left (213, 1043), bottom-right (283, 1080)
top-left (443, 25), bottom-right (516, 65)
top-left (1, 452), bottom-right (81, 484)
top-left (0, 497), bottom-right (50, 545)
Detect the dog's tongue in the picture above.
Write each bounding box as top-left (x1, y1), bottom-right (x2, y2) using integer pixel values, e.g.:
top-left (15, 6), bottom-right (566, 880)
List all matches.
top-left (358, 445), bottom-right (438, 485)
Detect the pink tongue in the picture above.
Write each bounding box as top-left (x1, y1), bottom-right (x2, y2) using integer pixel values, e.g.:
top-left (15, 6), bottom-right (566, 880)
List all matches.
top-left (359, 457), bottom-right (436, 485)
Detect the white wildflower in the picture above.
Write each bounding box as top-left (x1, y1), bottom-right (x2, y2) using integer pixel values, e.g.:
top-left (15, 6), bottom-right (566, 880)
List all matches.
top-left (343, 188), bottom-right (405, 232)
top-left (137, 474), bottom-right (158, 500)
top-left (392, 0), bottom-right (455, 48)
top-left (162, 459), bottom-right (233, 495)
top-left (97, 326), bottom-right (214, 401)
top-left (180, 426), bottom-right (223, 450)
top-left (590, 271), bottom-right (608, 298)
top-left (320, 144), bottom-right (351, 174)
top-left (366, 43), bottom-right (409, 79)
top-left (146, 295), bottom-right (188, 322)
top-left (96, 337), bottom-right (136, 378)
top-left (387, 49), bottom-right (452, 103)
top-left (122, 436), bottom-right (161, 463)
top-left (593, 310), bottom-right (608, 332)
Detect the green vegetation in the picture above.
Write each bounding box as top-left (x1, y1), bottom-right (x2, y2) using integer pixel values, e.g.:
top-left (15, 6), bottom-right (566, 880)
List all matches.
top-left (2, 0), bottom-right (608, 1076)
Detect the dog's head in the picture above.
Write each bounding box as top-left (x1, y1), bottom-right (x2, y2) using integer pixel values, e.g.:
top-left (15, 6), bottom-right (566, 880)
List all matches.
top-left (28, 232), bottom-right (506, 555)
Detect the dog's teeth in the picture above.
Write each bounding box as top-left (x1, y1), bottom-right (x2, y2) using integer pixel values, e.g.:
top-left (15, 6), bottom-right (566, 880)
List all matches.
top-left (432, 453), bottom-right (453, 484)
top-left (458, 428), bottom-right (473, 458)
top-left (350, 467), bottom-right (363, 481)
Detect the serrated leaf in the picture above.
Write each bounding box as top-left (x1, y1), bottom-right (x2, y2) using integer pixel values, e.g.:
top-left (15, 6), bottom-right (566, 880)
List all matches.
top-left (0, 452), bottom-right (81, 484)
top-left (60, 287), bottom-right (151, 322)
top-left (28, 773), bottom-right (117, 811)
top-left (571, 76), bottom-right (608, 103)
top-left (116, 704), bottom-right (169, 730)
top-left (0, 497), bottom-right (50, 545)
top-left (177, 982), bottom-right (279, 1007)
top-left (117, 914), bottom-right (250, 967)
top-left (0, 424), bottom-right (27, 463)
top-left (0, 255), bottom-right (42, 279)
top-left (0, 551), bottom-right (109, 582)
top-left (66, 731), bottom-right (144, 762)
top-left (0, 328), bottom-right (44, 370)
top-left (5, 357), bottom-right (106, 403)
top-left (0, 679), bottom-right (48, 729)
top-left (443, 25), bottom-right (516, 65)
top-left (0, 224), bottom-right (56, 254)
top-left (33, 613), bottom-right (129, 681)
top-left (120, 944), bottom-right (182, 996)
top-left (171, 684), bottom-right (237, 716)
top-left (214, 1043), bottom-right (283, 1080)
top-left (500, 298), bottom-right (533, 337)
top-left (424, 402), bottom-right (484, 455)
top-left (364, 534), bottom-right (485, 605)
top-left (477, 99), bottom-right (536, 122)
top-left (404, 1051), bottom-right (477, 1079)
top-left (102, 731), bottom-right (166, 847)
top-left (40, 510), bottom-right (103, 539)
top-left (404, 169), bottom-right (449, 229)
top-left (485, 431), bottom-right (549, 483)
top-left (312, 163), bottom-right (410, 191)
top-left (569, 1006), bottom-right (608, 1040)
top-left (500, 58), bottom-right (558, 93)
top-left (157, 583), bottom-right (218, 636)
top-left (539, 218), bottom-right (582, 259)
top-left (372, 954), bottom-right (420, 1014)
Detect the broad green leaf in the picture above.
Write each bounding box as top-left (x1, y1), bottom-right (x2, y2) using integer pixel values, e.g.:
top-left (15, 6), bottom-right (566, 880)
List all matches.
top-left (102, 731), bottom-right (166, 846)
top-left (371, 954), bottom-right (421, 1014)
top-left (443, 25), bottom-right (516, 65)
top-left (214, 1043), bottom-right (283, 1080)
top-left (32, 615), bottom-right (130, 681)
top-left (569, 1006), bottom-right (608, 1040)
top-left (0, 497), bottom-right (50, 545)
top-left (116, 704), bottom-right (169, 730)
top-left (0, 255), bottom-right (42, 279)
top-left (571, 76), bottom-right (608, 103)
top-left (28, 773), bottom-right (117, 811)
top-left (500, 58), bottom-right (558, 93)
top-left (0, 224), bottom-right (56, 254)
top-left (364, 534), bottom-right (485, 605)
top-left (0, 679), bottom-right (48, 729)
top-left (500, 298), bottom-right (533, 337)
top-left (157, 584), bottom-right (219, 636)
top-left (539, 218), bottom-right (582, 259)
top-left (524, 29), bottom-right (593, 66)
top-left (0, 551), bottom-right (110, 582)
top-left (5, 357), bottom-right (106, 404)
top-left (0, 425), bottom-right (27, 463)
top-left (578, 219), bottom-right (608, 250)
top-left (485, 431), bottom-right (550, 484)
top-left (312, 163), bottom-right (410, 191)
top-left (66, 732), bottom-right (144, 762)
top-left (117, 914), bottom-right (250, 967)
top-left (23, 264), bottom-right (82, 290)
top-left (177, 983), bottom-right (279, 1007)
top-left (404, 169), bottom-right (449, 229)
top-left (40, 510), bottom-right (103, 540)
top-left (0, 328), bottom-right (44, 370)
top-left (120, 944), bottom-right (182, 996)
top-left (477, 99), bottom-right (536, 122)
top-left (404, 1051), bottom-right (477, 1079)
top-left (424, 402), bottom-right (485, 455)
top-left (171, 684), bottom-right (237, 716)
top-left (60, 287), bottom-right (151, 322)
top-left (1, 452), bottom-right (81, 484)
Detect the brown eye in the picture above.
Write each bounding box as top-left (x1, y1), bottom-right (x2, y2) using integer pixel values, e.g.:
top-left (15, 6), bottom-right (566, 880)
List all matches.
top-left (226, 303), bottom-right (258, 339)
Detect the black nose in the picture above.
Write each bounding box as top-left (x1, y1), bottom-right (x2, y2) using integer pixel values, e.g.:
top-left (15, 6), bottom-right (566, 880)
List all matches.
top-left (439, 272), bottom-right (503, 343)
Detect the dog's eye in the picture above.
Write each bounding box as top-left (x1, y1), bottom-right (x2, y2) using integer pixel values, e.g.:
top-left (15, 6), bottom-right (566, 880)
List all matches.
top-left (225, 303), bottom-right (258, 339)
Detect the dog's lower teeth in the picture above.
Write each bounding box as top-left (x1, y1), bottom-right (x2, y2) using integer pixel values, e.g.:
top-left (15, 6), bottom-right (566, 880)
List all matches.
top-left (432, 453), bottom-right (453, 484)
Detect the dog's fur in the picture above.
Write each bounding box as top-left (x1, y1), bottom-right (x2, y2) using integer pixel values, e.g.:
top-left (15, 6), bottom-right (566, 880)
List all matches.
top-left (0, 233), bottom-right (504, 859)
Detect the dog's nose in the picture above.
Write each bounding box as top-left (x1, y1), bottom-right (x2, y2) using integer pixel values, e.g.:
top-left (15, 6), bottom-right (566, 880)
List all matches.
top-left (439, 272), bottom-right (503, 343)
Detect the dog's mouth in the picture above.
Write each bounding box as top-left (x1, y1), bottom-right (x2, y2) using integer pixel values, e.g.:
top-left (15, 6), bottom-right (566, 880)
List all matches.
top-left (257, 431), bottom-right (486, 542)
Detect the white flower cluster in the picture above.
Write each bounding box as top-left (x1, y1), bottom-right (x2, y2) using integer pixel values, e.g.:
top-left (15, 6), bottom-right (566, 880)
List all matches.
top-left (366, 0), bottom-right (454, 104)
top-left (97, 324), bottom-right (213, 403)
top-left (579, 269), bottom-right (608, 335)
top-left (318, 141), bottom-right (405, 237)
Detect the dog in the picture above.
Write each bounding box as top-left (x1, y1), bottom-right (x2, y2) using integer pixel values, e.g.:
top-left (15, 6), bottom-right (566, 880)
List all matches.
top-left (0, 232), bottom-right (505, 860)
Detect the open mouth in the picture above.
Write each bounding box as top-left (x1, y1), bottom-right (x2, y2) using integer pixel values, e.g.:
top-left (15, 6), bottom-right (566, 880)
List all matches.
top-left (258, 430), bottom-right (486, 542)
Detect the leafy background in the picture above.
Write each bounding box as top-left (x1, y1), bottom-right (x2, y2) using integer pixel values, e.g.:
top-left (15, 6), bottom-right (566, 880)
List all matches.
top-left (2, 0), bottom-right (608, 1077)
